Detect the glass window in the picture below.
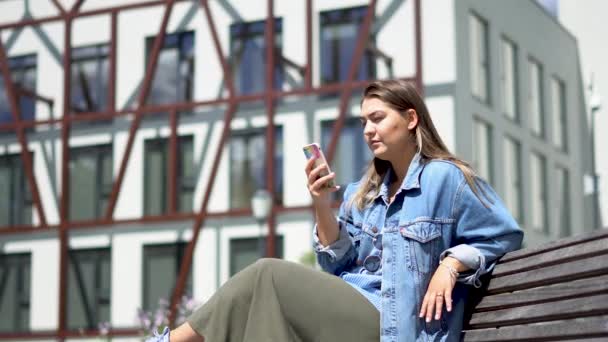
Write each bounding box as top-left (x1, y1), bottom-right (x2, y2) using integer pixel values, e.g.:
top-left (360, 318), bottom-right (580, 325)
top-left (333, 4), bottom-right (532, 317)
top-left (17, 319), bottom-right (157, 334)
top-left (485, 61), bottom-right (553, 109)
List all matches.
top-left (229, 235), bottom-right (284, 277)
top-left (503, 137), bottom-right (523, 223)
top-left (230, 18), bottom-right (283, 95)
top-left (144, 135), bottom-right (194, 216)
top-left (67, 248), bottom-right (111, 330)
top-left (0, 54), bottom-right (37, 124)
top-left (529, 58), bottom-right (544, 137)
top-left (0, 253), bottom-right (31, 332)
top-left (145, 31), bottom-right (194, 107)
top-left (555, 166), bottom-right (570, 237)
top-left (0, 153), bottom-right (33, 227)
top-left (530, 152), bottom-right (547, 232)
top-left (70, 44), bottom-right (109, 113)
top-left (470, 14), bottom-right (489, 103)
top-left (321, 118), bottom-right (372, 200)
top-left (229, 127), bottom-right (283, 209)
top-left (142, 243), bottom-right (192, 312)
top-left (320, 6), bottom-right (376, 86)
top-left (500, 37), bottom-right (518, 121)
top-left (551, 77), bottom-right (567, 151)
top-left (69, 144), bottom-right (113, 221)
top-left (472, 119), bottom-right (493, 184)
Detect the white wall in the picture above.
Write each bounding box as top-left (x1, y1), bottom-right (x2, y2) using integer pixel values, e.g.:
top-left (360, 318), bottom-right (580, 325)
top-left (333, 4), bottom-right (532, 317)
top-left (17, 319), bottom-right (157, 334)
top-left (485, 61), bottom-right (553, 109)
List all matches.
top-left (559, 0), bottom-right (608, 227)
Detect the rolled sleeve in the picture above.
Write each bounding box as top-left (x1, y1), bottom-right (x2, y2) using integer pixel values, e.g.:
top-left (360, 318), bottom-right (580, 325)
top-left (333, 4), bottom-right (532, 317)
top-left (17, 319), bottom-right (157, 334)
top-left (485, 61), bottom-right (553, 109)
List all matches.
top-left (313, 219), bottom-right (353, 262)
top-left (440, 244), bottom-right (486, 287)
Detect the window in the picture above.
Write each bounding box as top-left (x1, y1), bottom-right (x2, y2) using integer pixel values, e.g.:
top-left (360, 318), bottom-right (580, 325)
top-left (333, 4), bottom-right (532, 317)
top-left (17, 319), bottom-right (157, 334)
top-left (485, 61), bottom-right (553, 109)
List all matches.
top-left (321, 118), bottom-right (372, 200)
top-left (67, 248), bottom-right (111, 330)
top-left (229, 127), bottom-right (283, 209)
top-left (529, 59), bottom-right (544, 137)
top-left (0, 54), bottom-right (37, 124)
top-left (71, 44), bottom-right (109, 113)
top-left (142, 243), bottom-right (192, 312)
top-left (530, 153), bottom-right (547, 232)
top-left (551, 77), bottom-right (567, 151)
top-left (230, 18), bottom-right (283, 95)
top-left (503, 137), bottom-right (522, 223)
top-left (320, 6), bottom-right (376, 85)
top-left (229, 235), bottom-right (284, 276)
top-left (145, 31), bottom-right (194, 108)
top-left (0, 253), bottom-right (30, 332)
top-left (144, 135), bottom-right (195, 215)
top-left (555, 166), bottom-right (570, 237)
top-left (69, 144), bottom-right (113, 221)
top-left (472, 119), bottom-right (493, 184)
top-left (0, 153), bottom-right (33, 227)
top-left (500, 37), bottom-right (518, 121)
top-left (470, 14), bottom-right (489, 103)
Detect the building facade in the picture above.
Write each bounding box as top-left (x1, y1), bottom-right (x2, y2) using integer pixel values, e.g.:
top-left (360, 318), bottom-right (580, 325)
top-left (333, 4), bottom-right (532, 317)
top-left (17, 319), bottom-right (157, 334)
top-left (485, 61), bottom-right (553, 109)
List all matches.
top-left (0, 0), bottom-right (596, 339)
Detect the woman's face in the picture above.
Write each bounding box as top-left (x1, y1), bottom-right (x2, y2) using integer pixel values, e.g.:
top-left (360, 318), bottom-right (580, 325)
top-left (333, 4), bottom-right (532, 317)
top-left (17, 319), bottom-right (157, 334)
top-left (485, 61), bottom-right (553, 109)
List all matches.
top-left (360, 97), bottom-right (417, 161)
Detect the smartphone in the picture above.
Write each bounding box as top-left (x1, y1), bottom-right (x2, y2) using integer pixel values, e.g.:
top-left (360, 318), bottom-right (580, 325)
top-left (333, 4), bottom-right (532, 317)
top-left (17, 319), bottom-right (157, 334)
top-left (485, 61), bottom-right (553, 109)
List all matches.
top-left (303, 143), bottom-right (337, 188)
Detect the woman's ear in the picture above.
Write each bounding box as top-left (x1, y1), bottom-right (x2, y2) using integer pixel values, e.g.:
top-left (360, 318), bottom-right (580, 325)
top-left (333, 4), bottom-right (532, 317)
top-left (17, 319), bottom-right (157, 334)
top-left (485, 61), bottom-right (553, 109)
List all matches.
top-left (406, 109), bottom-right (419, 130)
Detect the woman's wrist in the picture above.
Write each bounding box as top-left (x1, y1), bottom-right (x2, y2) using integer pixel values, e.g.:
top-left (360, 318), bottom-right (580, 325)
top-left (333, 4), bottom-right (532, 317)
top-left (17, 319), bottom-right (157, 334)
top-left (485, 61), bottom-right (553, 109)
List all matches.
top-left (441, 256), bottom-right (469, 273)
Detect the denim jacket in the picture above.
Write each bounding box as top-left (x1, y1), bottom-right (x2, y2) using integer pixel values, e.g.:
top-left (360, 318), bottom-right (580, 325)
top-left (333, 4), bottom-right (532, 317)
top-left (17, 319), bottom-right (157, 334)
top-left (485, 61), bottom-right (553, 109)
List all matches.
top-left (314, 154), bottom-right (523, 341)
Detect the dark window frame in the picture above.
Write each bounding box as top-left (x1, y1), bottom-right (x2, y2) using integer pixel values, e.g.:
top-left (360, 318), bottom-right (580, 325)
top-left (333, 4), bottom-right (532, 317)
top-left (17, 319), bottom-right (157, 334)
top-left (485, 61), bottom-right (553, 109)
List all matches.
top-left (70, 43), bottom-right (110, 114)
top-left (144, 31), bottom-right (195, 108)
top-left (228, 126), bottom-right (284, 209)
top-left (66, 247), bottom-right (111, 330)
top-left (229, 18), bottom-right (284, 96)
top-left (319, 6), bottom-right (376, 86)
top-left (143, 135), bottom-right (195, 215)
top-left (0, 253), bottom-right (31, 333)
top-left (68, 144), bottom-right (113, 221)
top-left (229, 235), bottom-right (284, 277)
top-left (0, 54), bottom-right (37, 124)
top-left (142, 242), bottom-right (192, 312)
top-left (0, 152), bottom-right (33, 227)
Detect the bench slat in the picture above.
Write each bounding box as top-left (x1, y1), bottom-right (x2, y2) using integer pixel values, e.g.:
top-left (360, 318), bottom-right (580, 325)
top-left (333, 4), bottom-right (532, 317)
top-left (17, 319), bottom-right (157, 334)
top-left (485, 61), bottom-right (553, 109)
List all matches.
top-left (487, 254), bottom-right (608, 294)
top-left (499, 228), bottom-right (608, 263)
top-left (463, 315), bottom-right (608, 341)
top-left (468, 294), bottom-right (608, 329)
top-left (492, 236), bottom-right (608, 277)
top-left (475, 273), bottom-right (608, 311)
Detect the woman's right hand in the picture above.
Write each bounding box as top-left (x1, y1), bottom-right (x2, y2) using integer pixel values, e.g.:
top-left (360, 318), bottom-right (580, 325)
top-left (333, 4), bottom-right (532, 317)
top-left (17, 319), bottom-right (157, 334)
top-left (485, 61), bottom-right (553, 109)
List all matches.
top-left (304, 157), bottom-right (340, 203)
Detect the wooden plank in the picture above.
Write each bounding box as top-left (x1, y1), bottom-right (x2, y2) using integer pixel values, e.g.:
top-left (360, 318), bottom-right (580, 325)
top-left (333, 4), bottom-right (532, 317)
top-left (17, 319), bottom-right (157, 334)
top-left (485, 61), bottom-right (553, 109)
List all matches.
top-left (468, 294), bottom-right (608, 329)
top-left (475, 274), bottom-right (608, 311)
top-left (499, 228), bottom-right (608, 263)
top-left (492, 236), bottom-right (608, 277)
top-left (463, 316), bottom-right (608, 341)
top-left (487, 254), bottom-right (608, 294)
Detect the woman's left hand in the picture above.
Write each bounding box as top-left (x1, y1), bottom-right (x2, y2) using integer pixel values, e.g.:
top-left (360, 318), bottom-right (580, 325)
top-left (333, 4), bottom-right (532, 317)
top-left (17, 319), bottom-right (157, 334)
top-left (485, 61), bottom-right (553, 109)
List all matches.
top-left (419, 257), bottom-right (463, 322)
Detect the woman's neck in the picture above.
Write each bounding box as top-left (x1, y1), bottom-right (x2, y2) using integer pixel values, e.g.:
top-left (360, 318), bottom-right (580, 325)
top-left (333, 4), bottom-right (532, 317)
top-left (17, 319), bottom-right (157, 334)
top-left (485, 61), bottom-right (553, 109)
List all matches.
top-left (390, 148), bottom-right (417, 186)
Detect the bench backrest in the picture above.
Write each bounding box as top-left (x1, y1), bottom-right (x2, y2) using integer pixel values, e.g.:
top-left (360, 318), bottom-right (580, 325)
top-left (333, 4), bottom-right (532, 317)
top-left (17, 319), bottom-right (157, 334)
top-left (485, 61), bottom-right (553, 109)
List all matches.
top-left (462, 228), bottom-right (608, 341)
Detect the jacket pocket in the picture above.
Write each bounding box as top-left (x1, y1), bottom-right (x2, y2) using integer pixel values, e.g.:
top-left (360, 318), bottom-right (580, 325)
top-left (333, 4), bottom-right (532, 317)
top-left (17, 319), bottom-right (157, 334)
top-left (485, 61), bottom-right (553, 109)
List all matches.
top-left (400, 220), bottom-right (445, 274)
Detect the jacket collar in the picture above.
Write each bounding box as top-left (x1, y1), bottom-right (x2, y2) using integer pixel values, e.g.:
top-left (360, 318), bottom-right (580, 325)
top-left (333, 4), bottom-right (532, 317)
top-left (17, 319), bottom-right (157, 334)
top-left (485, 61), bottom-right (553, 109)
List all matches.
top-left (376, 153), bottom-right (424, 201)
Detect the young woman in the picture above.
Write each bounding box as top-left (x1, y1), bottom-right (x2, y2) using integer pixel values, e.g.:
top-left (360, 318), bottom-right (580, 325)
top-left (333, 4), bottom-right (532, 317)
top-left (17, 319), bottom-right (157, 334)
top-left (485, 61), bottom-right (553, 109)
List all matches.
top-left (147, 80), bottom-right (523, 342)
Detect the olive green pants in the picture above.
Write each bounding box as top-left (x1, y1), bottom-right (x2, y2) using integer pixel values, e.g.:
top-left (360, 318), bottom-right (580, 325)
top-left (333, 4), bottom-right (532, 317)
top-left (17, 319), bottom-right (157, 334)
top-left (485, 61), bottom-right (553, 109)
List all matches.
top-left (187, 258), bottom-right (380, 342)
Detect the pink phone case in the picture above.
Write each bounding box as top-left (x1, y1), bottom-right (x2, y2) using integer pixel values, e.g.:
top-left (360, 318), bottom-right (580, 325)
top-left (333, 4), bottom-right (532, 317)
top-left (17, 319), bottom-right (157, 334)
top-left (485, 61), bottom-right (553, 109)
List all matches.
top-left (303, 143), bottom-right (336, 188)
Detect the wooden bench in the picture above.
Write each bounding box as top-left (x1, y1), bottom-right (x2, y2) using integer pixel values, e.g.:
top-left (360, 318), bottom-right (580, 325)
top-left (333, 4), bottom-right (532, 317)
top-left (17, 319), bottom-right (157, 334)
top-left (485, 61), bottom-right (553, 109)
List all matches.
top-left (462, 228), bottom-right (608, 341)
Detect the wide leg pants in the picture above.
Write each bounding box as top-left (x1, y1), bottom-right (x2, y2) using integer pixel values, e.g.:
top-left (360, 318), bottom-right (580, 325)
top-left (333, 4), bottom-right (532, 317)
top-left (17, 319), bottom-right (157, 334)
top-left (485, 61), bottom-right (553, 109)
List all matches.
top-left (187, 258), bottom-right (380, 342)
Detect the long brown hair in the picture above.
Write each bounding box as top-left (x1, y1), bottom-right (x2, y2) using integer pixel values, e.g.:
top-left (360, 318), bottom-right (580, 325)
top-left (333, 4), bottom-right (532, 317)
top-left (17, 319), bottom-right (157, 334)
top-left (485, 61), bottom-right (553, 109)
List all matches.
top-left (350, 79), bottom-right (490, 210)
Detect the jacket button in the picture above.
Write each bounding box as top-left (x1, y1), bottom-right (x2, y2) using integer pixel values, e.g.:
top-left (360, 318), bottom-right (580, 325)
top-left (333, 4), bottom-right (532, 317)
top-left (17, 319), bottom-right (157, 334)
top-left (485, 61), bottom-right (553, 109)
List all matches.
top-left (372, 226), bottom-right (378, 233)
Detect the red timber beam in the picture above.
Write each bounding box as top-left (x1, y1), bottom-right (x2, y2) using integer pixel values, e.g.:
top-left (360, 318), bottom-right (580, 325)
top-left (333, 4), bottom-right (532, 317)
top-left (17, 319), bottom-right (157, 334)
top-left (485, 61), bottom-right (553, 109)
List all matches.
top-left (0, 36), bottom-right (48, 226)
top-left (325, 0), bottom-right (377, 165)
top-left (414, 0), bottom-right (423, 94)
top-left (305, 0), bottom-right (312, 90)
top-left (264, 0), bottom-right (277, 257)
top-left (103, 0), bottom-right (176, 219)
top-left (167, 0), bottom-right (238, 326)
top-left (57, 0), bottom-right (87, 337)
top-left (50, 0), bottom-right (66, 15)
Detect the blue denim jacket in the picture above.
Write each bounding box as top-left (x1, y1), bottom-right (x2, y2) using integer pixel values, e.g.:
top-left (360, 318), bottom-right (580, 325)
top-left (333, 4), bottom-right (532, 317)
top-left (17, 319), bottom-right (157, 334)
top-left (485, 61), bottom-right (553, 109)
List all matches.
top-left (314, 154), bottom-right (523, 341)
